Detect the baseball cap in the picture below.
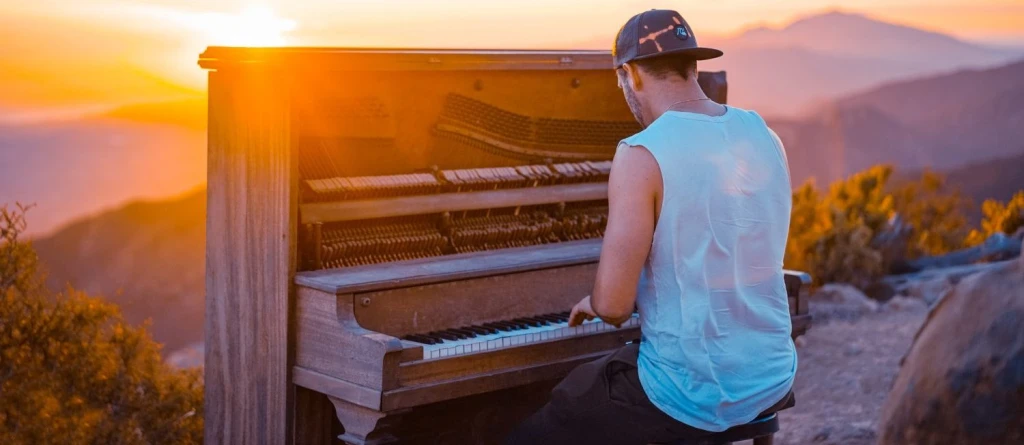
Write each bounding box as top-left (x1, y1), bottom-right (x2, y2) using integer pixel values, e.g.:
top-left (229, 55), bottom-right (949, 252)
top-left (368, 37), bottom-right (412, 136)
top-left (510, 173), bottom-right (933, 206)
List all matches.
top-left (613, 9), bottom-right (723, 68)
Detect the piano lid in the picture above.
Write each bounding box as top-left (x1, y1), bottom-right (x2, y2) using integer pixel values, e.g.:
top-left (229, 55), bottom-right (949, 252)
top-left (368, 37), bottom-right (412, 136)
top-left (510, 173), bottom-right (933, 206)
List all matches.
top-left (197, 47), bottom-right (622, 71)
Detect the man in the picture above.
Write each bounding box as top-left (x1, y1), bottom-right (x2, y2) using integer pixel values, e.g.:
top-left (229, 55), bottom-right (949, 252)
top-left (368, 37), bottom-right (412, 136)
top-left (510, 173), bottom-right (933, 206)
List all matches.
top-left (506, 9), bottom-right (796, 445)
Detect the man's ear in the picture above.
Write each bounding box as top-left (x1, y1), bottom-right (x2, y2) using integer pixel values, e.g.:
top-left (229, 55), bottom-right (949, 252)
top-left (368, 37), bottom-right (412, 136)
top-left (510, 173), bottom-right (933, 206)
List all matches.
top-left (622, 62), bottom-right (643, 92)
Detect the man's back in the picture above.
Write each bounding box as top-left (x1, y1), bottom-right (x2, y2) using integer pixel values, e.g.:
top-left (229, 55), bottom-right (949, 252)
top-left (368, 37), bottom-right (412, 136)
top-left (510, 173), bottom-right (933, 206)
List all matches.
top-left (622, 106), bottom-right (796, 432)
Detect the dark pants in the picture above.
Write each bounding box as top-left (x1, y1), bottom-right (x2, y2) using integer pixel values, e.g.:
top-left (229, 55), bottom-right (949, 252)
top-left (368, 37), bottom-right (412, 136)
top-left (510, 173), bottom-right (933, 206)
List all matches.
top-left (505, 343), bottom-right (711, 445)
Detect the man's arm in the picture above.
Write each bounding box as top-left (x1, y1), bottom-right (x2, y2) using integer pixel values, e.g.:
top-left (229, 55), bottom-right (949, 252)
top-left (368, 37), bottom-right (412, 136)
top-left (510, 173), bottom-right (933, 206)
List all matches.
top-left (570, 143), bottom-right (660, 326)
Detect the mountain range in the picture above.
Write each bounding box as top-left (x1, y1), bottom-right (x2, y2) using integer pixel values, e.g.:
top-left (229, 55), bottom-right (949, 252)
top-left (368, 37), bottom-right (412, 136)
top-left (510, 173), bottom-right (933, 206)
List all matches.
top-left (773, 59), bottom-right (1024, 186)
top-left (699, 10), bottom-right (1022, 116)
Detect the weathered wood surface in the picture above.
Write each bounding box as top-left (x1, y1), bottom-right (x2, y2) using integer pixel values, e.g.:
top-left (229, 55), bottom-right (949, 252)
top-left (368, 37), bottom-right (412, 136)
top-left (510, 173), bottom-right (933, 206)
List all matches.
top-left (354, 263), bottom-right (598, 338)
top-left (294, 287), bottom-right (403, 392)
top-left (296, 239), bottom-right (602, 294)
top-left (388, 345), bottom-right (633, 410)
top-left (293, 385), bottom-right (337, 445)
top-left (204, 68), bottom-right (297, 445)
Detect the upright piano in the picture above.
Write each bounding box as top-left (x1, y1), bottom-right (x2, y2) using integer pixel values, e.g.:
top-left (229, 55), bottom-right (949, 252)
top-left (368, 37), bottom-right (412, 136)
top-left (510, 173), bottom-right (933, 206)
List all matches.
top-left (199, 47), bottom-right (811, 445)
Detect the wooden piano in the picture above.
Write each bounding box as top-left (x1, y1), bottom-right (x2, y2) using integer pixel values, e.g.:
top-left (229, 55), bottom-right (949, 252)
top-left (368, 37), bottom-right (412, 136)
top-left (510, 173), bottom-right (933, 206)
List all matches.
top-left (199, 47), bottom-right (812, 445)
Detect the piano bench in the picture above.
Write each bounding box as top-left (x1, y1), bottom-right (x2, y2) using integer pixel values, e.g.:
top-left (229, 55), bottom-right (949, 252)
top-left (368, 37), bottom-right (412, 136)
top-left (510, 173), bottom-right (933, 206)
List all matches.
top-left (652, 390), bottom-right (794, 445)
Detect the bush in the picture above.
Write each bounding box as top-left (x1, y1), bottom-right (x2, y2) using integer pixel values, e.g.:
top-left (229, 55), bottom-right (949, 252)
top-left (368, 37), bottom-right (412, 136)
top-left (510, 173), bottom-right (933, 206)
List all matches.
top-left (965, 191), bottom-right (1024, 246)
top-left (785, 166), bottom-right (974, 289)
top-left (785, 166), bottom-right (894, 289)
top-left (0, 204), bottom-right (203, 445)
top-left (890, 170), bottom-right (972, 257)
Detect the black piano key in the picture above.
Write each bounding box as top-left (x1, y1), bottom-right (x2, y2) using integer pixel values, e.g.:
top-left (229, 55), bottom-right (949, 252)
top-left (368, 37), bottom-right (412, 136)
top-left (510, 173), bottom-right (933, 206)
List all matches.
top-left (431, 331), bottom-right (460, 341)
top-left (536, 314), bottom-right (563, 323)
top-left (444, 329), bottom-right (470, 339)
top-left (463, 325), bottom-right (492, 335)
top-left (488, 321), bottom-right (518, 331)
top-left (449, 328), bottom-right (478, 338)
top-left (404, 334), bottom-right (437, 345)
top-left (518, 317), bottom-right (545, 327)
top-left (421, 333), bottom-right (446, 343)
top-left (524, 316), bottom-right (551, 326)
top-left (508, 319), bottom-right (532, 329)
top-left (547, 313), bottom-right (568, 322)
top-left (478, 325), bottom-right (500, 334)
top-left (483, 322), bottom-right (512, 332)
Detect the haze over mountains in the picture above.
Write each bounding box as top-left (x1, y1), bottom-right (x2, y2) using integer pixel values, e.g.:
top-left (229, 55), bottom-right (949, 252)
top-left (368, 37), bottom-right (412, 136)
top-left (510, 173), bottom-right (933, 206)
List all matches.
top-left (0, 102), bottom-right (205, 236)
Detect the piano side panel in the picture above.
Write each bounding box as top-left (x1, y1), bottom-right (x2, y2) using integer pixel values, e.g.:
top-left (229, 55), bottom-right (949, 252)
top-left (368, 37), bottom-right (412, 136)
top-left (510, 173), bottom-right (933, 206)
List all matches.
top-left (294, 287), bottom-right (403, 395)
top-left (204, 69), bottom-right (297, 445)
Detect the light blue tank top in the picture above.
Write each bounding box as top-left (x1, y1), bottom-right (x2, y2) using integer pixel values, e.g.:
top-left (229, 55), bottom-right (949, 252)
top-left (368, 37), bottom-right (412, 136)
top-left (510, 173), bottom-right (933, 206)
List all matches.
top-left (622, 106), bottom-right (797, 432)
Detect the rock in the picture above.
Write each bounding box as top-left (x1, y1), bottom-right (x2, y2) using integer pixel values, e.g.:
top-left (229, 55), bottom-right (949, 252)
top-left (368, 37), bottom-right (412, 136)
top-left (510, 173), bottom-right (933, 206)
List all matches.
top-left (812, 427), bottom-right (831, 442)
top-left (813, 284), bottom-right (879, 311)
top-left (863, 281), bottom-right (897, 302)
top-left (878, 250), bottom-right (1024, 444)
top-left (810, 284), bottom-right (882, 323)
top-left (900, 276), bottom-right (952, 306)
top-left (843, 343), bottom-right (864, 357)
top-left (882, 296), bottom-right (928, 313)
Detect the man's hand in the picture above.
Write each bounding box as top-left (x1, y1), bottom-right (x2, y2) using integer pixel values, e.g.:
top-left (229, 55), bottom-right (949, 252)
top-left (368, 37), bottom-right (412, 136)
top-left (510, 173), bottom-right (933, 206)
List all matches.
top-left (568, 296), bottom-right (597, 327)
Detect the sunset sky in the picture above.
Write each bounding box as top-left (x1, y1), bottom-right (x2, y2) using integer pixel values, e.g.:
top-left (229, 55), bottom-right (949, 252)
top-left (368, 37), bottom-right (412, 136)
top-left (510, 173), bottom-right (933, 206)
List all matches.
top-left (1, 0), bottom-right (1022, 122)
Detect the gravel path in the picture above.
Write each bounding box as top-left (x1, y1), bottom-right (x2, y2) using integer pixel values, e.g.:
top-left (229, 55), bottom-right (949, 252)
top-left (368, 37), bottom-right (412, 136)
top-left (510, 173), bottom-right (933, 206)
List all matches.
top-left (771, 304), bottom-right (928, 445)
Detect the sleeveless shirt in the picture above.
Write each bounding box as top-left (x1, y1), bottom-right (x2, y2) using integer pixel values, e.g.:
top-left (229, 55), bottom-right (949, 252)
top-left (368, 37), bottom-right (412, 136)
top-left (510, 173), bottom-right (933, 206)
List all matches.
top-left (621, 106), bottom-right (797, 432)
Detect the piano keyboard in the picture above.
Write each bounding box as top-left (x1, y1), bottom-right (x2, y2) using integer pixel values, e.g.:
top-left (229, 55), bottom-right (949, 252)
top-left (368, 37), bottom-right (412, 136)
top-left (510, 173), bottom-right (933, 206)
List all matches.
top-left (403, 311), bottom-right (640, 360)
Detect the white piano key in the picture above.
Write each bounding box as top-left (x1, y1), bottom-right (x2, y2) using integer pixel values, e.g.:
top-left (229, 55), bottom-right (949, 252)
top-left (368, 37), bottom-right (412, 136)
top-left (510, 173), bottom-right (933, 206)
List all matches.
top-left (413, 314), bottom-right (640, 360)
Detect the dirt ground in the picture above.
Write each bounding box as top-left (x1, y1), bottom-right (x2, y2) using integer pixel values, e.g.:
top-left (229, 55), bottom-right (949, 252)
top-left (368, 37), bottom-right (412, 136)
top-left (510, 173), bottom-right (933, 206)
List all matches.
top-left (769, 303), bottom-right (928, 445)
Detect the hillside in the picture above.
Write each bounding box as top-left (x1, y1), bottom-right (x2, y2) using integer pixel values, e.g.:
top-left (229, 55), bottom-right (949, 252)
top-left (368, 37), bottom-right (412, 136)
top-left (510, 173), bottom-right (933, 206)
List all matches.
top-left (771, 59), bottom-right (1024, 186)
top-left (33, 190), bottom-right (206, 353)
top-left (940, 153), bottom-right (1024, 206)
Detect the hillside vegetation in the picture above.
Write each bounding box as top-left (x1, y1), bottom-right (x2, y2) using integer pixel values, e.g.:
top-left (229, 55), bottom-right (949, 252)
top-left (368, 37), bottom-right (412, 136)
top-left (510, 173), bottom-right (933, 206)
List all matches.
top-left (0, 204), bottom-right (203, 444)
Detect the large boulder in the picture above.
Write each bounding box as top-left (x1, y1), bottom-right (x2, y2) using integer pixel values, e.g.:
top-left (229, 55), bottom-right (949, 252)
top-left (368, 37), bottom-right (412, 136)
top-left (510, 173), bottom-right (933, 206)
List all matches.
top-left (878, 241), bottom-right (1024, 444)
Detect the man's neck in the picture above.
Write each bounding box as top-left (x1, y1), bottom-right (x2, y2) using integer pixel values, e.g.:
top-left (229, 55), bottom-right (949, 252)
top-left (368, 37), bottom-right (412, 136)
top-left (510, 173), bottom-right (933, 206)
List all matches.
top-left (646, 79), bottom-right (726, 121)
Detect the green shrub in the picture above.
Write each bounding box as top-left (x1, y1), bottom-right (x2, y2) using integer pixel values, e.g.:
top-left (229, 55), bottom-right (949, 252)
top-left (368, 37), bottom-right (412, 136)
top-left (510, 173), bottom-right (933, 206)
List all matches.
top-left (0, 204), bottom-right (203, 445)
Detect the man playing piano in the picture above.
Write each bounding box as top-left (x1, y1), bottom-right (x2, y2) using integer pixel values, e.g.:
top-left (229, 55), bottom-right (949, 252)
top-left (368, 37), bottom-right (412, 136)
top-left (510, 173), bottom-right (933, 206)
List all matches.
top-left (507, 9), bottom-right (797, 444)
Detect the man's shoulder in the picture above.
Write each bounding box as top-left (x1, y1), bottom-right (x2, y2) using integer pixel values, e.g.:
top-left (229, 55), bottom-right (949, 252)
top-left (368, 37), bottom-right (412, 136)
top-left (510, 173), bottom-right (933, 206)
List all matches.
top-left (725, 105), bottom-right (768, 125)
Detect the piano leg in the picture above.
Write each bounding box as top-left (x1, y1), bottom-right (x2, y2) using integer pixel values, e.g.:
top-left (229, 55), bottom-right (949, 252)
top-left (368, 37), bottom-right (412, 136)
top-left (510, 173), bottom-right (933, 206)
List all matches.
top-left (294, 386), bottom-right (338, 445)
top-left (329, 397), bottom-right (406, 445)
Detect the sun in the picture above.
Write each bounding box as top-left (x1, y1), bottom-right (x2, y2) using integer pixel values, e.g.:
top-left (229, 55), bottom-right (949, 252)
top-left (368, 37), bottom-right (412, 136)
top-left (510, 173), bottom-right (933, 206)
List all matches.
top-left (201, 6), bottom-right (297, 47)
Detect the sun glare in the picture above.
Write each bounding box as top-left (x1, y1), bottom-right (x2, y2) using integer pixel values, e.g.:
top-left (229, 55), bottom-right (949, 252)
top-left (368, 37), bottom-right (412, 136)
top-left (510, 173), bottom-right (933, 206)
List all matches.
top-left (201, 6), bottom-right (296, 47)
